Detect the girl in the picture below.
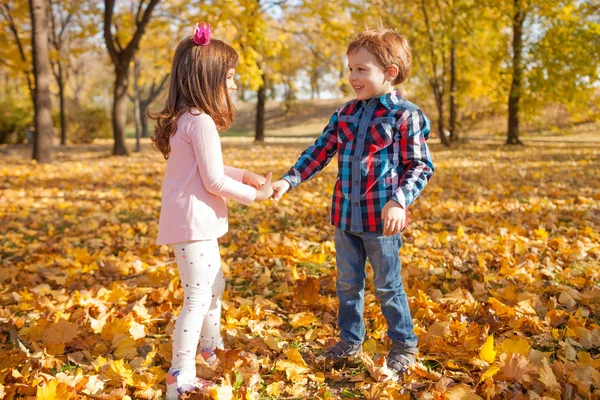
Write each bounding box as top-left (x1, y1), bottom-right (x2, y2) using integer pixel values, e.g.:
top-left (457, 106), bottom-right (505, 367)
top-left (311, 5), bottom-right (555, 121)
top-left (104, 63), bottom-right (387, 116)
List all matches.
top-left (149, 22), bottom-right (273, 399)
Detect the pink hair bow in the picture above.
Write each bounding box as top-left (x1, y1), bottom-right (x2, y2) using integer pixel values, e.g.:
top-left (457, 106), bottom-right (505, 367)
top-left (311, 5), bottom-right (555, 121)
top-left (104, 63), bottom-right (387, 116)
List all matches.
top-left (193, 22), bottom-right (212, 46)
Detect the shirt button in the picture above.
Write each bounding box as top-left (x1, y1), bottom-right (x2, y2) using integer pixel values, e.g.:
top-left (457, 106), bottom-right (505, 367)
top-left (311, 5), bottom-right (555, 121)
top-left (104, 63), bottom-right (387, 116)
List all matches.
top-left (354, 181), bottom-right (359, 185)
top-left (354, 156), bottom-right (359, 160)
top-left (359, 135), bottom-right (364, 138)
top-left (354, 202), bottom-right (359, 206)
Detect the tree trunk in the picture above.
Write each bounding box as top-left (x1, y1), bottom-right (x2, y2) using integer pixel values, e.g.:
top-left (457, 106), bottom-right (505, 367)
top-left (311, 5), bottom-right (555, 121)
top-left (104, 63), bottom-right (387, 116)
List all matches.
top-left (435, 92), bottom-right (450, 146)
top-left (421, 0), bottom-right (450, 147)
top-left (58, 63), bottom-right (67, 145)
top-left (507, 0), bottom-right (525, 145)
top-left (449, 39), bottom-right (458, 142)
top-left (103, 0), bottom-right (160, 156)
top-left (29, 0), bottom-right (53, 163)
top-left (113, 68), bottom-right (129, 155)
top-left (140, 100), bottom-right (150, 138)
top-left (133, 57), bottom-right (141, 152)
top-left (255, 71), bottom-right (266, 142)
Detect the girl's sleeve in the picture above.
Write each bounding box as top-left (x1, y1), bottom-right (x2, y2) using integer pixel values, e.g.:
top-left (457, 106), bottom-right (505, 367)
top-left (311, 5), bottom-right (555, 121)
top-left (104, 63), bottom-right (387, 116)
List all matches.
top-left (188, 115), bottom-right (256, 205)
top-left (223, 166), bottom-right (246, 182)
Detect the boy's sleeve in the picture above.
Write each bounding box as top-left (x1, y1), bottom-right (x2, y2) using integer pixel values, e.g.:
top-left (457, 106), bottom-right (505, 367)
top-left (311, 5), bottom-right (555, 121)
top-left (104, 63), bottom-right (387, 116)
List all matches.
top-left (281, 112), bottom-right (339, 189)
top-left (391, 109), bottom-right (434, 208)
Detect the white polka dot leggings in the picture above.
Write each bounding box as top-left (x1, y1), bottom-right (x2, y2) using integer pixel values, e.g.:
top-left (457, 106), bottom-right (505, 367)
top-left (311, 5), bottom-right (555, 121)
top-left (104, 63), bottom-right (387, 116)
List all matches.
top-left (171, 239), bottom-right (224, 372)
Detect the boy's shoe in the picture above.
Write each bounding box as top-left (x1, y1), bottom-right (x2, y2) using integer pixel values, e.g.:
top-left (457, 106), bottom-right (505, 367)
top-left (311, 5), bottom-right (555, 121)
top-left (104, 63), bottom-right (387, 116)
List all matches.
top-left (322, 340), bottom-right (362, 361)
top-left (386, 343), bottom-right (418, 379)
top-left (165, 369), bottom-right (213, 400)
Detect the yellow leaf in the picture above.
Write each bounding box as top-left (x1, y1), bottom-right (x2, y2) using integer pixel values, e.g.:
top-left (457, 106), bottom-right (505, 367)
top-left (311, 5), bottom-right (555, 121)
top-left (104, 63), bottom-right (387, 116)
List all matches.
top-left (37, 379), bottom-right (58, 400)
top-left (289, 312), bottom-right (317, 328)
top-left (265, 381), bottom-right (284, 397)
top-left (479, 335), bottom-right (496, 363)
top-left (284, 348), bottom-right (308, 367)
top-left (457, 225), bottom-right (465, 238)
top-left (499, 337), bottom-right (530, 356)
top-left (479, 365), bottom-right (499, 382)
top-left (112, 334), bottom-right (138, 360)
top-left (445, 384), bottom-right (483, 399)
top-left (538, 357), bottom-right (560, 390)
top-left (104, 359), bottom-right (134, 386)
top-left (129, 321), bottom-right (146, 340)
top-left (534, 227), bottom-right (549, 241)
top-left (363, 338), bottom-right (377, 354)
top-left (275, 359), bottom-right (309, 380)
top-left (577, 351), bottom-right (600, 369)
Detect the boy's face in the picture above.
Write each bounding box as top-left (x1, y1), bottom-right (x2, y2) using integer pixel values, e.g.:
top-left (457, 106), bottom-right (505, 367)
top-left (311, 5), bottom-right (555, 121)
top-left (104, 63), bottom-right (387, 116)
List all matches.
top-left (347, 47), bottom-right (396, 101)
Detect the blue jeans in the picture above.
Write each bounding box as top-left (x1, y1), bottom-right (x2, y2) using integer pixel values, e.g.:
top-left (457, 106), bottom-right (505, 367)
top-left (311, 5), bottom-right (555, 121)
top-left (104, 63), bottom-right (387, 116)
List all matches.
top-left (334, 228), bottom-right (417, 347)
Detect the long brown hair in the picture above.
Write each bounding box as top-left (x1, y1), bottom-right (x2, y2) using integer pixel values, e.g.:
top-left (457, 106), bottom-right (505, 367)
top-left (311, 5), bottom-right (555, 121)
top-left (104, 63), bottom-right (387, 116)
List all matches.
top-left (148, 37), bottom-right (239, 159)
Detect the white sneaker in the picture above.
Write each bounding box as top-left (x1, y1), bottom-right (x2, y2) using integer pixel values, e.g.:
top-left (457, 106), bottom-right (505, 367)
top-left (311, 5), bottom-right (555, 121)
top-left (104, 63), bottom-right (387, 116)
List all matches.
top-left (165, 369), bottom-right (213, 400)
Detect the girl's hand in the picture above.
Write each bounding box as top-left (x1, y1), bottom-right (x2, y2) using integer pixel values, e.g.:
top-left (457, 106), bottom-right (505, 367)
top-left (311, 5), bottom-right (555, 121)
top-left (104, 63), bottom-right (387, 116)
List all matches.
top-left (270, 179), bottom-right (291, 201)
top-left (254, 172), bottom-right (273, 202)
top-left (382, 200), bottom-right (406, 236)
top-left (243, 170), bottom-right (267, 189)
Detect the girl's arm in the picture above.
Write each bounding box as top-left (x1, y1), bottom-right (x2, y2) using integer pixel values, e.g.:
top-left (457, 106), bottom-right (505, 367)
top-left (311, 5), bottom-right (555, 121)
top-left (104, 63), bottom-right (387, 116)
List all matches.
top-left (223, 166), bottom-right (245, 182)
top-left (189, 115), bottom-right (256, 205)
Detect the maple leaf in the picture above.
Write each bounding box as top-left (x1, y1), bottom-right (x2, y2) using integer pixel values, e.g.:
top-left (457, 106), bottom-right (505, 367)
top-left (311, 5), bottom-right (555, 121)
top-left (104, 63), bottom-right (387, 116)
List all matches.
top-left (294, 276), bottom-right (320, 305)
top-left (42, 319), bottom-right (79, 345)
top-left (358, 352), bottom-right (396, 382)
top-left (496, 353), bottom-right (534, 383)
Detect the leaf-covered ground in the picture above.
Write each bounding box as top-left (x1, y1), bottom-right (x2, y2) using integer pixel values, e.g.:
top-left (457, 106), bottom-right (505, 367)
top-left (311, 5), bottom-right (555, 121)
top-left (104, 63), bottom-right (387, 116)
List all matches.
top-left (1, 139), bottom-right (599, 399)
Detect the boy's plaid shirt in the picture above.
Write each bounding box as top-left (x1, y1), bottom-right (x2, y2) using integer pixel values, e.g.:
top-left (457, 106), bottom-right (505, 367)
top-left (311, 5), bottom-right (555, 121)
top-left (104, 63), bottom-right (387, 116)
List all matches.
top-left (282, 89), bottom-right (434, 232)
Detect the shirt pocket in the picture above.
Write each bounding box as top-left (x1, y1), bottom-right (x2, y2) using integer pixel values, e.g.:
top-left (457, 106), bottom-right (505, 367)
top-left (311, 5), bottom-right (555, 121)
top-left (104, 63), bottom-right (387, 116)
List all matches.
top-left (368, 117), bottom-right (396, 148)
top-left (337, 115), bottom-right (359, 143)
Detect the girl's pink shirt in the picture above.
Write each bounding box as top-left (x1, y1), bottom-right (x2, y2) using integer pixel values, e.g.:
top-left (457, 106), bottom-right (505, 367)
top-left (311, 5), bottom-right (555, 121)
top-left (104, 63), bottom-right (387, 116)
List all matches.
top-left (156, 111), bottom-right (256, 245)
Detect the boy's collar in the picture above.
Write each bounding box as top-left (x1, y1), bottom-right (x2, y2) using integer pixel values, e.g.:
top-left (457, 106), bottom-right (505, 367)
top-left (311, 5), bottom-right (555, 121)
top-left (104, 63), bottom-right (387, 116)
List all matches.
top-left (358, 89), bottom-right (403, 110)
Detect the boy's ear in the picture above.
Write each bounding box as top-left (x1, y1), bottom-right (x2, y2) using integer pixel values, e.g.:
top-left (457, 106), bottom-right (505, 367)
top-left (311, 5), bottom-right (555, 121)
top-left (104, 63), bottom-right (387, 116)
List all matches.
top-left (387, 64), bottom-right (399, 81)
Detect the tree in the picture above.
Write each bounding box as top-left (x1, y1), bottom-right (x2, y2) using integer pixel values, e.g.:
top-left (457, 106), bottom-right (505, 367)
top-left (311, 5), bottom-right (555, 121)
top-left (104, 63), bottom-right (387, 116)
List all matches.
top-left (501, 0), bottom-right (599, 145)
top-left (506, 0), bottom-right (525, 145)
top-left (29, 0), bottom-right (53, 163)
top-left (1, 1), bottom-right (34, 103)
top-left (48, 0), bottom-right (98, 146)
top-left (103, 0), bottom-right (160, 156)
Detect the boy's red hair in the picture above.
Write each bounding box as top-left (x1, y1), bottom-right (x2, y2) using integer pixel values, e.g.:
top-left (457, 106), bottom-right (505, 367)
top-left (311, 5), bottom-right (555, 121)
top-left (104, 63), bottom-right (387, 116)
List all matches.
top-left (347, 28), bottom-right (412, 85)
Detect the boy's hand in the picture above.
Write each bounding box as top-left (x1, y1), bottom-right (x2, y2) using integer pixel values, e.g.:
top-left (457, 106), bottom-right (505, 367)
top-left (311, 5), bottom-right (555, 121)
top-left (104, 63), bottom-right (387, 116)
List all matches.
top-left (243, 170), bottom-right (267, 189)
top-left (271, 179), bottom-right (291, 201)
top-left (382, 200), bottom-right (405, 236)
top-left (254, 172), bottom-right (273, 202)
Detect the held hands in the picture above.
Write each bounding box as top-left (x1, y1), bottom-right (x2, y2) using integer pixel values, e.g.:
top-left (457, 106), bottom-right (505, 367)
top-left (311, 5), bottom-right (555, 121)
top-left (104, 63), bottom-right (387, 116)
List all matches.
top-left (270, 179), bottom-right (291, 202)
top-left (243, 170), bottom-right (267, 189)
top-left (382, 200), bottom-right (406, 236)
top-left (254, 172), bottom-right (273, 202)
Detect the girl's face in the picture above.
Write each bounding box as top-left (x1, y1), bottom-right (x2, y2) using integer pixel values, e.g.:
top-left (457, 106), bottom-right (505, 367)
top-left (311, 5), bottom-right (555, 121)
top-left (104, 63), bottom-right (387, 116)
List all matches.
top-left (226, 68), bottom-right (237, 96)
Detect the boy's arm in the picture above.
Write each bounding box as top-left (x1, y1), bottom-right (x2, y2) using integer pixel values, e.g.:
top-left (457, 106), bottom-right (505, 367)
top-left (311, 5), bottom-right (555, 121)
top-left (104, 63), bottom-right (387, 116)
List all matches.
top-left (280, 112), bottom-right (339, 189)
top-left (391, 109), bottom-right (434, 208)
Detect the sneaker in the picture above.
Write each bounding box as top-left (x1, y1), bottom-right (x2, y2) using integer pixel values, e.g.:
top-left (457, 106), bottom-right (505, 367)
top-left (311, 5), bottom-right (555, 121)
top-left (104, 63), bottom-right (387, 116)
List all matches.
top-left (199, 340), bottom-right (224, 365)
top-left (165, 369), bottom-right (213, 400)
top-left (386, 343), bottom-right (418, 378)
top-left (322, 340), bottom-right (362, 361)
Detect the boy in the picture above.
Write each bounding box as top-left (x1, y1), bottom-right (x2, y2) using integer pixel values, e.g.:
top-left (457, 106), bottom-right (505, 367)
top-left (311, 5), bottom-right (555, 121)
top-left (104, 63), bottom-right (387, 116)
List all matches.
top-left (271, 28), bottom-right (434, 378)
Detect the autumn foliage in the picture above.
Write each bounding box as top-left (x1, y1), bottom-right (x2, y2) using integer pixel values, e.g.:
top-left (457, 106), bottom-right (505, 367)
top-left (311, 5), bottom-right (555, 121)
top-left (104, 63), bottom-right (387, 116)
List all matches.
top-left (1, 140), bottom-right (599, 399)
